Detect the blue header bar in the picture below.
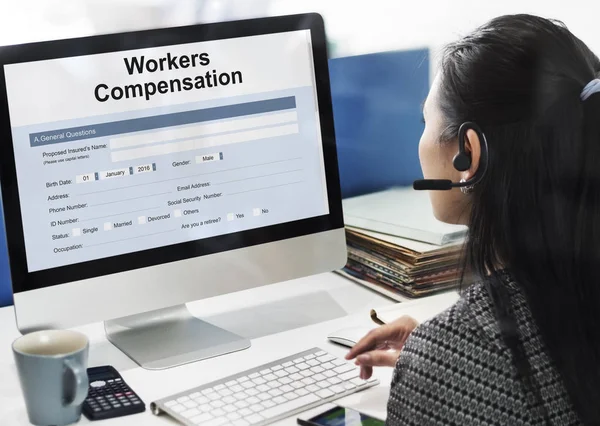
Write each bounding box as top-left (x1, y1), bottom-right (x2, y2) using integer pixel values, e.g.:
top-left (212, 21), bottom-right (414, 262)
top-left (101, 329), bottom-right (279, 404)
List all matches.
top-left (29, 96), bottom-right (296, 147)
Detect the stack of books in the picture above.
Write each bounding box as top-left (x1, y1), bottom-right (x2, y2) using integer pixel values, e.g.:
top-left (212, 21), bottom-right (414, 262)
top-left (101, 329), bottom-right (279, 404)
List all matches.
top-left (339, 187), bottom-right (467, 301)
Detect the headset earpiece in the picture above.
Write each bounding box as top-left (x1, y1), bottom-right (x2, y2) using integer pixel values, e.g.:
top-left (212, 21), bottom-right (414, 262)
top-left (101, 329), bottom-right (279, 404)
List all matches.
top-left (453, 152), bottom-right (471, 172)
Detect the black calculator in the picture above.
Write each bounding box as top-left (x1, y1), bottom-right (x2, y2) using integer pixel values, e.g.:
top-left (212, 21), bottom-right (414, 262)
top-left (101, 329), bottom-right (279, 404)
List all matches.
top-left (83, 365), bottom-right (145, 421)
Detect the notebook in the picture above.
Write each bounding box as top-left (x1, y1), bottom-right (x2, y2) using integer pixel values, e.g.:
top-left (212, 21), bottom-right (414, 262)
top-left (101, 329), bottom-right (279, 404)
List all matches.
top-left (369, 291), bottom-right (460, 325)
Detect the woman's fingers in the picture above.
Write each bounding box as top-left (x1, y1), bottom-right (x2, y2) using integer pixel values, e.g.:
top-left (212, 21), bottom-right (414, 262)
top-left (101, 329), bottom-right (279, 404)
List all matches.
top-left (346, 316), bottom-right (419, 361)
top-left (356, 350), bottom-right (400, 368)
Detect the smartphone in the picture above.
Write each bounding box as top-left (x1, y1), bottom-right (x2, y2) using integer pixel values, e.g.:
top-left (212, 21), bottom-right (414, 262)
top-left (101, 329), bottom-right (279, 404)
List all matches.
top-left (297, 405), bottom-right (385, 426)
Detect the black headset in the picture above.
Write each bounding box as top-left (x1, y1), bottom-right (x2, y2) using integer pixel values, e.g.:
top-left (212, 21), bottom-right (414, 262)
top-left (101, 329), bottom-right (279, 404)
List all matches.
top-left (413, 122), bottom-right (489, 191)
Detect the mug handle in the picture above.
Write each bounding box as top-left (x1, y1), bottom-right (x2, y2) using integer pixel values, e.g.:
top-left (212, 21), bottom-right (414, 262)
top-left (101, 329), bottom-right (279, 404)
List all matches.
top-left (63, 358), bottom-right (89, 407)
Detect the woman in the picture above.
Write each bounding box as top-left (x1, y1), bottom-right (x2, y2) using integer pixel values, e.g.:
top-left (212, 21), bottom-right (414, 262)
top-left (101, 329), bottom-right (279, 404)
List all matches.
top-left (347, 14), bottom-right (600, 425)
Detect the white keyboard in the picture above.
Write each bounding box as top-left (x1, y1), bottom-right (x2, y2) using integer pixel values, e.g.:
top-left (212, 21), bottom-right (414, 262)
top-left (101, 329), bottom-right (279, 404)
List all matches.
top-left (150, 347), bottom-right (379, 426)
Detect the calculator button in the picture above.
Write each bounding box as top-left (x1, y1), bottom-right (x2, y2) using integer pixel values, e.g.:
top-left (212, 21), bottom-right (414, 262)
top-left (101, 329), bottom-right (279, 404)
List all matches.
top-left (114, 403), bottom-right (122, 408)
top-left (93, 408), bottom-right (101, 412)
top-left (123, 402), bottom-right (131, 406)
top-left (115, 378), bottom-right (122, 382)
top-left (133, 401), bottom-right (142, 405)
top-left (107, 379), bottom-right (114, 383)
top-left (90, 381), bottom-right (106, 388)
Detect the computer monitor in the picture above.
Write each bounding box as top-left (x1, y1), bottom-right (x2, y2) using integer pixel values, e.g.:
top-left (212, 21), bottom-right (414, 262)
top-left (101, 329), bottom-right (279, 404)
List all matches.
top-left (0, 13), bottom-right (345, 369)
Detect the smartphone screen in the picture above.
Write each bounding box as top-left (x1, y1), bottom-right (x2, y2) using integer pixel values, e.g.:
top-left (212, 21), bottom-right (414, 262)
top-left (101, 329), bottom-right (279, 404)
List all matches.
top-left (304, 406), bottom-right (385, 426)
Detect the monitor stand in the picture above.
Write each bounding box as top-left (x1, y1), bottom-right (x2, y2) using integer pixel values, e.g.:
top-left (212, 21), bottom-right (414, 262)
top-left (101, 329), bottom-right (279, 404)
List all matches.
top-left (104, 305), bottom-right (251, 370)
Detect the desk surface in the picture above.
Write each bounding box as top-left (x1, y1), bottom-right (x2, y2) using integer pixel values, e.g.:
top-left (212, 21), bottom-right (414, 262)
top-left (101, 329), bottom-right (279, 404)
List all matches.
top-left (0, 273), bottom-right (455, 426)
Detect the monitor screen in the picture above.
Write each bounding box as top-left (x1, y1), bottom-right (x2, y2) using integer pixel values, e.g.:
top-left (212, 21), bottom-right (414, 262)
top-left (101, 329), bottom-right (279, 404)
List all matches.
top-left (2, 28), bottom-right (332, 276)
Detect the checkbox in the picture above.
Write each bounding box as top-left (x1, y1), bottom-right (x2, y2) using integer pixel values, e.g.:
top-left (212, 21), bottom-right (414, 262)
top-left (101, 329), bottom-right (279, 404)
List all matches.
top-left (253, 208), bottom-right (261, 217)
top-left (138, 216), bottom-right (146, 225)
top-left (174, 209), bottom-right (182, 218)
top-left (227, 213), bottom-right (234, 221)
top-left (103, 222), bottom-right (112, 231)
top-left (72, 228), bottom-right (81, 237)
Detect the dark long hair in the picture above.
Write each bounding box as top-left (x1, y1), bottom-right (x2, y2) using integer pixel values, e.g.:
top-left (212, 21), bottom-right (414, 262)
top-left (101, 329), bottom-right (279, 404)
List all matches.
top-left (438, 15), bottom-right (600, 424)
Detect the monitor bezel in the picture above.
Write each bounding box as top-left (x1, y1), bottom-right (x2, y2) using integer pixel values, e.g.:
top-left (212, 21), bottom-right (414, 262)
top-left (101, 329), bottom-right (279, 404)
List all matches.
top-left (0, 13), bottom-right (343, 294)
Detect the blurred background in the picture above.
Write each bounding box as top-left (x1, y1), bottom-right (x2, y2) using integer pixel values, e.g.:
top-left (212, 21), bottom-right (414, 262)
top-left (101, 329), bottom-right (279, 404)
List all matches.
top-left (0, 0), bottom-right (597, 305)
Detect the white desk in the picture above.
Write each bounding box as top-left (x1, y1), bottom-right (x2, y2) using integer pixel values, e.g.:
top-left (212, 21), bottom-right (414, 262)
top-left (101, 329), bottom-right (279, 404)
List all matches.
top-left (0, 273), bottom-right (453, 426)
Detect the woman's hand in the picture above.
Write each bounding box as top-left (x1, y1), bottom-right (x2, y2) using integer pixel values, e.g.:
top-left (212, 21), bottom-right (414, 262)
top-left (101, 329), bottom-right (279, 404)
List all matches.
top-left (345, 316), bottom-right (419, 380)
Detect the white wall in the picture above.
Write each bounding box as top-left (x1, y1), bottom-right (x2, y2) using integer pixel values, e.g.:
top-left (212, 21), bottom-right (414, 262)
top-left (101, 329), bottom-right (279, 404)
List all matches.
top-left (1, 0), bottom-right (599, 73)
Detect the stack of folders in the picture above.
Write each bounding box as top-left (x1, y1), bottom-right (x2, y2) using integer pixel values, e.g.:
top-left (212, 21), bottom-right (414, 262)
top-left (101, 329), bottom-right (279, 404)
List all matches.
top-left (338, 188), bottom-right (468, 301)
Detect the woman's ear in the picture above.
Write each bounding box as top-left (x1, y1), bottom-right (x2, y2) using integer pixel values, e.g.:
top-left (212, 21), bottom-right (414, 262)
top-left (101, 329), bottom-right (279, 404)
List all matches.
top-left (462, 128), bottom-right (481, 180)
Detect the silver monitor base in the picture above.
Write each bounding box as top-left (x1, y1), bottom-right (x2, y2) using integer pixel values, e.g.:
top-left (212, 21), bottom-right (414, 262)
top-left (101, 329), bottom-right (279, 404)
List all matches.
top-left (104, 305), bottom-right (251, 370)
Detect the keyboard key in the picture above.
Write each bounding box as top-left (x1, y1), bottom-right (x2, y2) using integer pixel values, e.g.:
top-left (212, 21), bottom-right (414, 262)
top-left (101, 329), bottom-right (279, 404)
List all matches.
top-left (239, 408), bottom-right (253, 416)
top-left (264, 373), bottom-right (277, 381)
top-left (247, 414), bottom-right (264, 425)
top-left (331, 385), bottom-right (346, 394)
top-left (302, 377), bottom-right (315, 385)
top-left (351, 378), bottom-right (368, 386)
top-left (218, 388), bottom-right (233, 397)
top-left (300, 370), bottom-right (313, 378)
top-left (260, 369), bottom-right (271, 375)
top-left (242, 381), bottom-right (255, 389)
top-left (189, 392), bottom-right (201, 399)
top-left (318, 355), bottom-right (336, 363)
top-left (183, 401), bottom-right (198, 408)
top-left (280, 384), bottom-right (294, 393)
top-left (317, 381), bottom-right (330, 389)
top-left (252, 377), bottom-right (266, 385)
top-left (261, 393), bottom-right (320, 419)
top-left (230, 384), bottom-right (244, 393)
top-left (223, 396), bottom-right (236, 404)
top-left (284, 392), bottom-right (299, 401)
top-left (225, 380), bottom-right (236, 387)
top-left (340, 370), bottom-right (359, 381)
top-left (246, 396), bottom-right (260, 405)
top-left (313, 373), bottom-right (326, 381)
top-left (273, 396), bottom-right (287, 404)
top-left (214, 384), bottom-right (225, 391)
top-left (282, 361), bottom-right (294, 367)
top-left (249, 373), bottom-right (260, 379)
top-left (233, 392), bottom-right (248, 400)
top-left (285, 366), bottom-right (300, 374)
top-left (223, 404), bottom-right (237, 413)
top-left (267, 381), bottom-right (280, 389)
top-left (171, 404), bottom-right (185, 413)
top-left (291, 381), bottom-right (305, 389)
top-left (278, 377), bottom-right (292, 385)
top-left (316, 351), bottom-right (327, 356)
top-left (237, 377), bottom-right (249, 383)
top-left (232, 420), bottom-right (249, 426)
top-left (322, 362), bottom-right (336, 370)
top-left (293, 358), bottom-right (305, 364)
top-left (310, 366), bottom-right (325, 374)
top-left (296, 362), bottom-right (310, 370)
top-left (190, 413), bottom-right (212, 424)
top-left (272, 365), bottom-right (283, 371)
top-left (212, 408), bottom-right (226, 417)
top-left (257, 384), bottom-right (270, 392)
top-left (268, 389), bottom-right (283, 397)
top-left (306, 359), bottom-right (319, 367)
top-left (263, 399), bottom-right (276, 408)
top-left (296, 388), bottom-right (309, 396)
top-left (327, 377), bottom-right (342, 385)
top-left (290, 373), bottom-right (304, 381)
top-left (316, 389), bottom-right (334, 399)
top-left (334, 364), bottom-right (355, 374)
top-left (250, 403), bottom-right (264, 412)
top-left (324, 370), bottom-right (337, 378)
top-left (182, 408), bottom-right (201, 418)
top-left (234, 400), bottom-right (249, 409)
top-left (304, 354), bottom-right (315, 360)
top-left (199, 404), bottom-right (212, 412)
top-left (245, 388), bottom-right (259, 397)
top-left (201, 389), bottom-right (214, 395)
top-left (344, 381), bottom-right (357, 390)
top-left (306, 384), bottom-right (320, 393)
top-left (332, 359), bottom-right (346, 366)
top-left (227, 412), bottom-right (241, 420)
top-left (210, 400), bottom-right (224, 408)
top-left (274, 370), bottom-right (288, 378)
top-left (204, 417), bottom-right (228, 426)
top-left (258, 393), bottom-right (271, 401)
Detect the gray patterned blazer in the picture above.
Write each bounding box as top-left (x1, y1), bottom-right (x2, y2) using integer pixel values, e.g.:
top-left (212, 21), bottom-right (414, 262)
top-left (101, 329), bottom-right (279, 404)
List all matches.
top-left (386, 273), bottom-right (581, 425)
